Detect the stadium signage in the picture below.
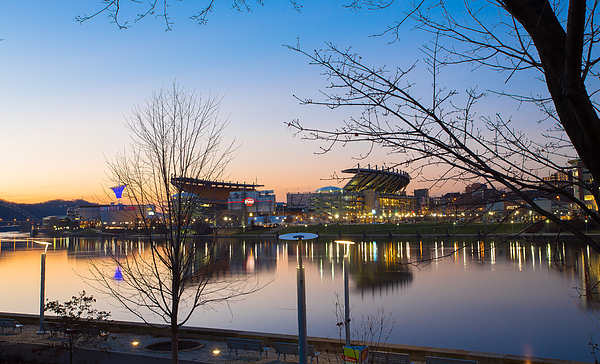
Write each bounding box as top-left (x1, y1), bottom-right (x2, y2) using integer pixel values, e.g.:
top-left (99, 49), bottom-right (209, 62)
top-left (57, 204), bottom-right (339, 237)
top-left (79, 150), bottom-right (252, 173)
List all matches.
top-left (243, 197), bottom-right (256, 206)
top-left (100, 205), bottom-right (137, 212)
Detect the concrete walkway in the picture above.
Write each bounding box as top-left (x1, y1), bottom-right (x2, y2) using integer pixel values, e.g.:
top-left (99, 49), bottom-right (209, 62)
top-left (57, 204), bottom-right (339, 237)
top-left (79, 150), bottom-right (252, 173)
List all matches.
top-left (0, 314), bottom-right (591, 364)
top-left (0, 323), bottom-right (338, 364)
top-left (0, 325), bottom-right (312, 364)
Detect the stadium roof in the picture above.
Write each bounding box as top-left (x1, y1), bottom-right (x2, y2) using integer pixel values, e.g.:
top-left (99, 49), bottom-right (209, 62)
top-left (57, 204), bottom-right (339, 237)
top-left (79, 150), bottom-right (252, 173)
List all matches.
top-left (315, 186), bottom-right (343, 193)
top-left (171, 177), bottom-right (263, 205)
top-left (342, 165), bottom-right (410, 195)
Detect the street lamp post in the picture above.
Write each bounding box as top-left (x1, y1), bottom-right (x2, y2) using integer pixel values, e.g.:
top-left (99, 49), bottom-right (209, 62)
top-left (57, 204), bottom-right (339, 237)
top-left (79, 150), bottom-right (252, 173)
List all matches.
top-left (335, 240), bottom-right (355, 347)
top-left (35, 241), bottom-right (51, 335)
top-left (279, 233), bottom-right (319, 364)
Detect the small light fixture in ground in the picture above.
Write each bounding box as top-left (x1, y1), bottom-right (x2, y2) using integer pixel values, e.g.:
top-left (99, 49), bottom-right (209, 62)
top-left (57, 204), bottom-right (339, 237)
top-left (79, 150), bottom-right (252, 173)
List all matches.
top-left (213, 349), bottom-right (221, 355)
top-left (132, 341), bottom-right (140, 346)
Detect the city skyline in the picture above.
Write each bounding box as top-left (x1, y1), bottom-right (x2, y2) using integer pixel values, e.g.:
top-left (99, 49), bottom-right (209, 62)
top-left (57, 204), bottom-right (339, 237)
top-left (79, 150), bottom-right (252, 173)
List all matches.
top-left (1, 1), bottom-right (548, 204)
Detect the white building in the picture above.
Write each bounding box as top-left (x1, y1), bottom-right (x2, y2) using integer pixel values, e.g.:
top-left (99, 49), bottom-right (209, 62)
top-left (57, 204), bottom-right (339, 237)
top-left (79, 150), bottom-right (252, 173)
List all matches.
top-left (77, 203), bottom-right (155, 228)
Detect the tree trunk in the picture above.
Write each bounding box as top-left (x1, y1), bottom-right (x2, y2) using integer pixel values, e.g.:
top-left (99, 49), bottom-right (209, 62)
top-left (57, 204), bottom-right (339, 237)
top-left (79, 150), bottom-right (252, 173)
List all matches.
top-left (172, 249), bottom-right (180, 364)
top-left (171, 322), bottom-right (179, 364)
top-left (502, 0), bottom-right (600, 208)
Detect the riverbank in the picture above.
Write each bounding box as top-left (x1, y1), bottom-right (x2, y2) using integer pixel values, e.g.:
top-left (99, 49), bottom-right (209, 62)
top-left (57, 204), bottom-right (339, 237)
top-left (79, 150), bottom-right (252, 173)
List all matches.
top-left (36, 224), bottom-right (600, 242)
top-left (0, 313), bottom-right (590, 364)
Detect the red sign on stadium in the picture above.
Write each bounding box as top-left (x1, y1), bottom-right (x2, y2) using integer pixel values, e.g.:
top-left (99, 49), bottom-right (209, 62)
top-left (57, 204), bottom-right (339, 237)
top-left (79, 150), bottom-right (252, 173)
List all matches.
top-left (243, 197), bottom-right (255, 206)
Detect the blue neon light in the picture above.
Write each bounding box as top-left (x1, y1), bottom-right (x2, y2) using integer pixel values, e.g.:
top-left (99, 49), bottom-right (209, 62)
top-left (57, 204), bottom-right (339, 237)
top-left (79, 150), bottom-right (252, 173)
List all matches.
top-left (111, 185), bottom-right (127, 199)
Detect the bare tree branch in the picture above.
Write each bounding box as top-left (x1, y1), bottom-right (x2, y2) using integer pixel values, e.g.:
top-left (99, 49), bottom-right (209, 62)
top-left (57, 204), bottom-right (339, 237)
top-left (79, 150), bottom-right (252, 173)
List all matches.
top-left (286, 40), bottom-right (600, 250)
top-left (77, 0), bottom-right (302, 31)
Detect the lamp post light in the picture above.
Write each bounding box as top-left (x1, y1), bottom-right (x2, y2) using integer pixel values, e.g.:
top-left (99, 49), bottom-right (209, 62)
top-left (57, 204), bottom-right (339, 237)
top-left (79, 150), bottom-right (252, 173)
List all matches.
top-left (35, 241), bottom-right (51, 335)
top-left (335, 240), bottom-right (355, 347)
top-left (371, 209), bottom-right (376, 233)
top-left (279, 233), bottom-right (319, 364)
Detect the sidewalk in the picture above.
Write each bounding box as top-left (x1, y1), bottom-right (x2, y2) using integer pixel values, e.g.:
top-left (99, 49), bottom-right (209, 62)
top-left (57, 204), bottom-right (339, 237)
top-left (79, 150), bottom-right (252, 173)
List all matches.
top-left (0, 324), bottom-right (339, 364)
top-left (0, 318), bottom-right (590, 364)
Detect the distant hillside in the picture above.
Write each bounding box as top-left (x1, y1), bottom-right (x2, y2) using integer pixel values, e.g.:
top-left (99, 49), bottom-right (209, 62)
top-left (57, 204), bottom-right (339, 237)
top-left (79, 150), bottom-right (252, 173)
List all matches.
top-left (0, 199), bottom-right (96, 221)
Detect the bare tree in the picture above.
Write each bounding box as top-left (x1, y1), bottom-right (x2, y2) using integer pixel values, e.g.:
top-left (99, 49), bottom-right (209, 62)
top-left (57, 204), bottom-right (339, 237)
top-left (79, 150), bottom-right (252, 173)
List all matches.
top-left (283, 0), bottom-right (600, 250)
top-left (90, 82), bottom-right (259, 364)
top-left (405, 0), bottom-right (600, 201)
top-left (333, 293), bottom-right (395, 351)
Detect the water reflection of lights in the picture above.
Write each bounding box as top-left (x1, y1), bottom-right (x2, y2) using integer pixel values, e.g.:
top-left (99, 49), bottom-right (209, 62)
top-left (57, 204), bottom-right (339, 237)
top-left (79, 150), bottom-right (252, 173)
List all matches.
top-left (373, 242), bottom-right (378, 261)
top-left (331, 260), bottom-right (335, 280)
top-left (517, 242), bottom-right (523, 270)
top-left (319, 260), bottom-right (323, 281)
top-left (114, 266), bottom-right (123, 280)
top-left (454, 242), bottom-right (458, 261)
top-left (479, 241), bottom-right (485, 261)
top-left (245, 250), bottom-right (255, 272)
top-left (470, 242), bottom-right (474, 260)
top-left (5, 236), bottom-right (595, 293)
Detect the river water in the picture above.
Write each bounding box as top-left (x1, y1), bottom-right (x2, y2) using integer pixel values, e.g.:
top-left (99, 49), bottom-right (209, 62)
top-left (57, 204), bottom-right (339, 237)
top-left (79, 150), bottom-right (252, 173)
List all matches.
top-left (0, 232), bottom-right (597, 362)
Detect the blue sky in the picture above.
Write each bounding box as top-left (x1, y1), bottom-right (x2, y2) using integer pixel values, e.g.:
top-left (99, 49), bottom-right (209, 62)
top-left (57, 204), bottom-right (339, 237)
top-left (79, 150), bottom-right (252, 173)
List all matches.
top-left (0, 1), bottom-right (553, 203)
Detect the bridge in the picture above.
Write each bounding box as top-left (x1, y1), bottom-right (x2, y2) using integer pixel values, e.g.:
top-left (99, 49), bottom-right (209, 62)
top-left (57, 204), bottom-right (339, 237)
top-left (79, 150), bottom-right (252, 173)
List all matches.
top-left (0, 199), bottom-right (39, 222)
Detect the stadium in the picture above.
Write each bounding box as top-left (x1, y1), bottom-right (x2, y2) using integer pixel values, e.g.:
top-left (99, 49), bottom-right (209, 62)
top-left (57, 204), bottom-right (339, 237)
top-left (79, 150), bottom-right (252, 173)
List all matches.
top-left (288, 164), bottom-right (418, 222)
top-left (72, 165), bottom-right (418, 229)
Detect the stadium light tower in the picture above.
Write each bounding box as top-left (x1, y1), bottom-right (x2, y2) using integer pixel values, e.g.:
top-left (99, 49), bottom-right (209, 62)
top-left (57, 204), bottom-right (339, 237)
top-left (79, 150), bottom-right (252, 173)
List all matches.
top-left (279, 232), bottom-right (319, 364)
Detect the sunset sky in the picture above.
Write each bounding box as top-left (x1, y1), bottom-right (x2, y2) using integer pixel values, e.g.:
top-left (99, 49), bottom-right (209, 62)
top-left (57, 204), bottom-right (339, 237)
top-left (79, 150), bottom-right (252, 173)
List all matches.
top-left (0, 1), bottom-right (550, 204)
